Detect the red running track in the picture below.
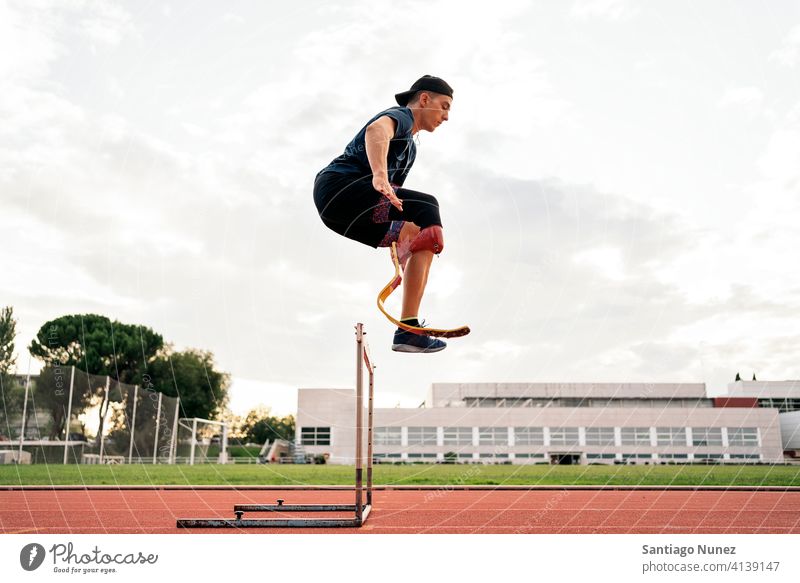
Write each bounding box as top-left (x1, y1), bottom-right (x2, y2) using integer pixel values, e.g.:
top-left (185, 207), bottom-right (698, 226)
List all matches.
top-left (2, 489), bottom-right (800, 534)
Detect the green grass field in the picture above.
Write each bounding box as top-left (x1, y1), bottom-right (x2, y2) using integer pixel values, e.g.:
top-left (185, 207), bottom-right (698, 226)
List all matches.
top-left (1, 463), bottom-right (799, 487)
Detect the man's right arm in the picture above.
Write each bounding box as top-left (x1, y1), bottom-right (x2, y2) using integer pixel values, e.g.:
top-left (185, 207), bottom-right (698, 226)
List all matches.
top-left (365, 116), bottom-right (403, 211)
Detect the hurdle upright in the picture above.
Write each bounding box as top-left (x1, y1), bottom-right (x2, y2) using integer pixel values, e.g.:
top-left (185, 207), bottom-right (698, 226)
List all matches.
top-left (176, 322), bottom-right (375, 528)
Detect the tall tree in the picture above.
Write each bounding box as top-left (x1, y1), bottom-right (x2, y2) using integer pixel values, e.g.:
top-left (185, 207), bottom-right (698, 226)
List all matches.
top-left (0, 307), bottom-right (21, 440)
top-left (146, 348), bottom-right (230, 420)
top-left (240, 406), bottom-right (295, 444)
top-left (0, 376), bottom-right (26, 440)
top-left (29, 314), bottom-right (164, 442)
top-left (29, 314), bottom-right (163, 382)
top-left (0, 306), bottom-right (17, 374)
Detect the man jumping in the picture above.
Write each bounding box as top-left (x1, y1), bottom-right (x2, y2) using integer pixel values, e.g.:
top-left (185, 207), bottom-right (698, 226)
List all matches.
top-left (314, 75), bottom-right (453, 353)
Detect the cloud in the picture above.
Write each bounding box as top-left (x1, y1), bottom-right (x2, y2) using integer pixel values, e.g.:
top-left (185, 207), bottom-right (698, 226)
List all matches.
top-left (769, 24), bottom-right (800, 67)
top-left (757, 128), bottom-right (800, 185)
top-left (0, 1), bottom-right (63, 82)
top-left (0, 1), bottom-right (134, 82)
top-left (570, 0), bottom-right (637, 21)
top-left (222, 13), bottom-right (246, 25)
top-left (78, 2), bottom-right (135, 46)
top-left (573, 246), bottom-right (626, 281)
top-left (227, 377), bottom-right (297, 417)
top-left (719, 86), bottom-right (764, 109)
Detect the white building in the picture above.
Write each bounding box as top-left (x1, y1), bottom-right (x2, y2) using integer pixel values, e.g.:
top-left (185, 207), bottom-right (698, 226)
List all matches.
top-left (295, 380), bottom-right (800, 465)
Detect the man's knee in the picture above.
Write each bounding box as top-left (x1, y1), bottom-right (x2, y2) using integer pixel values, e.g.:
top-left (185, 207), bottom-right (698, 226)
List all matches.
top-left (409, 225), bottom-right (444, 255)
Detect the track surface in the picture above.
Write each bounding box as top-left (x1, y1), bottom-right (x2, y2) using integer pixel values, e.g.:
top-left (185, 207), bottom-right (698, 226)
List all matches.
top-left (2, 488), bottom-right (799, 534)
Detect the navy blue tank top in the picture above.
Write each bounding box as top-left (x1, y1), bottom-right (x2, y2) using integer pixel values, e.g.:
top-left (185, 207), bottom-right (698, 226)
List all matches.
top-left (317, 106), bottom-right (416, 186)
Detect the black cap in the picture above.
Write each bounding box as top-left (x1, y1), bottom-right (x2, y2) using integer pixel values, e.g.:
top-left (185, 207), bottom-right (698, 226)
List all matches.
top-left (395, 75), bottom-right (454, 106)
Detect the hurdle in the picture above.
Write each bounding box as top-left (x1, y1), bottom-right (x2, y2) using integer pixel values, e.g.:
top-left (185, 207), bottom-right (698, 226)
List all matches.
top-left (176, 322), bottom-right (375, 528)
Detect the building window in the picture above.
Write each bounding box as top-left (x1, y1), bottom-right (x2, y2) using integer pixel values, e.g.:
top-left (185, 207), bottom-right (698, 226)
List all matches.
top-left (727, 427), bottom-right (759, 446)
top-left (514, 427), bottom-right (544, 445)
top-left (620, 427), bottom-right (651, 445)
top-left (757, 398), bottom-right (800, 412)
top-left (465, 397), bottom-right (502, 407)
top-left (407, 453), bottom-right (437, 461)
top-left (375, 427), bottom-right (402, 446)
top-left (729, 453), bottom-right (760, 461)
top-left (479, 453), bottom-right (510, 463)
top-left (619, 399), bottom-right (654, 408)
top-left (691, 427), bottom-right (722, 447)
top-left (694, 453), bottom-right (724, 460)
top-left (515, 453), bottom-right (546, 459)
top-left (656, 427), bottom-right (686, 446)
top-left (559, 398), bottom-right (589, 407)
top-left (407, 427), bottom-right (438, 446)
top-left (443, 427), bottom-right (473, 446)
top-left (658, 453), bottom-right (688, 461)
top-left (478, 427), bottom-right (508, 446)
top-left (300, 427), bottom-right (330, 446)
top-left (585, 427), bottom-right (615, 446)
top-left (549, 427), bottom-right (580, 446)
top-left (622, 453), bottom-right (653, 462)
top-left (505, 397), bottom-right (534, 407)
top-left (587, 453), bottom-right (617, 460)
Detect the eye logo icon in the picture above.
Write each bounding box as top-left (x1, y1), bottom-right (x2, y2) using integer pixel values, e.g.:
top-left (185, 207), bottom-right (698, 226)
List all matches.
top-left (20, 543), bottom-right (46, 571)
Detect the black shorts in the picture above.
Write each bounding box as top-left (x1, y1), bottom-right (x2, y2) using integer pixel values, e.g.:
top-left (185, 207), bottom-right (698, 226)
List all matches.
top-left (313, 172), bottom-right (443, 248)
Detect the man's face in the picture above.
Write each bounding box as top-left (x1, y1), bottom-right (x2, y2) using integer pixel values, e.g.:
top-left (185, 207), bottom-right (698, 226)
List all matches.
top-left (415, 93), bottom-right (452, 132)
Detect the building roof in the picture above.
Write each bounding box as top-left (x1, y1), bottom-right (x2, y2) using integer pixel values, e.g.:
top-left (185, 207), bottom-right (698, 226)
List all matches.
top-left (727, 380), bottom-right (800, 399)
top-left (427, 382), bottom-right (708, 406)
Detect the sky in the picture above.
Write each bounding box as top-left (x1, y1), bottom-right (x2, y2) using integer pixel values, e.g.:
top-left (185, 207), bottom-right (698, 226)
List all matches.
top-left (2, 0), bottom-right (799, 417)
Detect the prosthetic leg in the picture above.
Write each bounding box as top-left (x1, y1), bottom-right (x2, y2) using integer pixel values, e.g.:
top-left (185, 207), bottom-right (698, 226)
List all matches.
top-left (377, 226), bottom-right (470, 339)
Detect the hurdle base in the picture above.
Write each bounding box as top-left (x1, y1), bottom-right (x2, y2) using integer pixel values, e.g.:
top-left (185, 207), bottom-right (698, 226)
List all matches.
top-left (177, 504), bottom-right (371, 528)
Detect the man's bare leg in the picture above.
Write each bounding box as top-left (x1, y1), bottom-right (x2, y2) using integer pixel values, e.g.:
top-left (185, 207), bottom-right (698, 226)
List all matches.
top-left (395, 222), bottom-right (434, 320)
top-left (402, 250), bottom-right (434, 319)
top-left (396, 222), bottom-right (419, 269)
top-left (390, 222), bottom-right (446, 352)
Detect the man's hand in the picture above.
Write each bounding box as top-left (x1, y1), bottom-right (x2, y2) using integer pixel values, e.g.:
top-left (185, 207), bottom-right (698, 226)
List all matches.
top-left (373, 175), bottom-right (403, 211)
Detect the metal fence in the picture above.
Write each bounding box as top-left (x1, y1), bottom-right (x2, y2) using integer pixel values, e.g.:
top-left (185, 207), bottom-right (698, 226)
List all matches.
top-left (0, 366), bottom-right (181, 464)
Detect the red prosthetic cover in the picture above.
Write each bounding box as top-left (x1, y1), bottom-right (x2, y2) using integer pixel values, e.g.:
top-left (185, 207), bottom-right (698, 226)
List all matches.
top-left (409, 225), bottom-right (444, 255)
